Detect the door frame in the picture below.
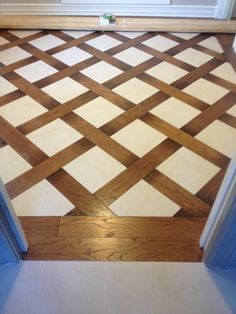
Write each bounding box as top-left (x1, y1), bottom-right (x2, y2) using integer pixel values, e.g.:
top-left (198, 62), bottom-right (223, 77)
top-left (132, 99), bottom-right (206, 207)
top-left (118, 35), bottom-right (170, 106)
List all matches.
top-left (0, 178), bottom-right (28, 265)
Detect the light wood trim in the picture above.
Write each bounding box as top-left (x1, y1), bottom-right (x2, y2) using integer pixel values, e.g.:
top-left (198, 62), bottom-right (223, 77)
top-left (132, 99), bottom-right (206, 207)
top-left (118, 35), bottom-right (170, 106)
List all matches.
top-left (0, 16), bottom-right (236, 33)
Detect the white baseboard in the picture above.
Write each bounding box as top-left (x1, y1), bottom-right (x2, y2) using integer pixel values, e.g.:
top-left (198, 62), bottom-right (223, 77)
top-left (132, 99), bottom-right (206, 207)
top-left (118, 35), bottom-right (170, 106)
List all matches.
top-left (0, 4), bottom-right (216, 18)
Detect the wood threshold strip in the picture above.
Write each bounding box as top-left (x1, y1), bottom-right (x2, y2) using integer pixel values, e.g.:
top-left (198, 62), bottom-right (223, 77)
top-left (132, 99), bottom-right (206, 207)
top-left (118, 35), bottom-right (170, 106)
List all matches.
top-left (19, 216), bottom-right (206, 262)
top-left (0, 16), bottom-right (236, 33)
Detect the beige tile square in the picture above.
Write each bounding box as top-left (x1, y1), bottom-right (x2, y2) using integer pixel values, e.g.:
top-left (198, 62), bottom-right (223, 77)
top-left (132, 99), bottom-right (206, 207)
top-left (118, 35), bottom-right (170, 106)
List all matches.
top-left (170, 32), bottom-right (199, 40)
top-left (12, 179), bottom-right (74, 216)
top-left (15, 60), bottom-right (58, 83)
top-left (157, 147), bottom-right (220, 194)
top-left (29, 34), bottom-right (65, 51)
top-left (42, 77), bottom-right (88, 103)
top-left (0, 36), bottom-right (9, 45)
top-left (151, 97), bottom-right (200, 128)
top-left (0, 77), bottom-right (17, 97)
top-left (114, 47), bottom-right (152, 66)
top-left (175, 48), bottom-right (213, 67)
top-left (86, 34), bottom-right (121, 51)
top-left (183, 78), bottom-right (229, 105)
top-left (116, 31), bottom-right (145, 39)
top-left (74, 97), bottom-right (123, 128)
top-left (0, 96), bottom-right (47, 127)
top-left (0, 146), bottom-right (31, 184)
top-left (81, 61), bottom-right (123, 84)
top-left (146, 62), bottom-right (188, 84)
top-left (195, 120), bottom-right (236, 158)
top-left (210, 62), bottom-right (236, 84)
top-left (62, 30), bottom-right (93, 38)
top-left (110, 180), bottom-right (180, 216)
top-left (0, 46), bottom-right (31, 65)
top-left (9, 30), bottom-right (40, 38)
top-left (64, 146), bottom-right (126, 193)
top-left (227, 104), bottom-right (236, 117)
top-left (27, 119), bottom-right (83, 156)
top-left (53, 47), bottom-right (92, 66)
top-left (112, 120), bottom-right (167, 157)
top-left (198, 36), bottom-right (223, 53)
top-left (143, 35), bottom-right (178, 52)
top-left (113, 78), bottom-right (157, 104)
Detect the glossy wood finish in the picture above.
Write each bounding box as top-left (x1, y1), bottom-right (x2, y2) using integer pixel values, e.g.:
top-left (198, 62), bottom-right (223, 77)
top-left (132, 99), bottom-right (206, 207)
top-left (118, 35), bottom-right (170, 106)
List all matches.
top-left (0, 16), bottom-right (236, 33)
top-left (20, 217), bottom-right (205, 261)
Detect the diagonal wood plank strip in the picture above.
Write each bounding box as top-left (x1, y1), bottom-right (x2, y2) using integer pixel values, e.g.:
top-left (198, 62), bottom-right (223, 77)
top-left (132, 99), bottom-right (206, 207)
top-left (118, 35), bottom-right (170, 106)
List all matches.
top-left (145, 170), bottom-right (211, 217)
top-left (48, 169), bottom-right (114, 217)
top-left (141, 112), bottom-right (230, 168)
top-left (0, 116), bottom-right (47, 165)
top-left (5, 138), bottom-right (93, 199)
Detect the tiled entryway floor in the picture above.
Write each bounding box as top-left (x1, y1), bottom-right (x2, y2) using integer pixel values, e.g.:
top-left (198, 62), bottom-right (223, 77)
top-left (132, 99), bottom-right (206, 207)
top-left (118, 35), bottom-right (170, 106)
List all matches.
top-left (0, 30), bottom-right (235, 219)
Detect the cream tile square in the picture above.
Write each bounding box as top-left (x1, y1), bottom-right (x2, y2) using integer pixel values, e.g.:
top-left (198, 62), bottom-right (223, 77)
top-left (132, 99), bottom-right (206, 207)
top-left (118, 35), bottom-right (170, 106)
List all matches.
top-left (0, 96), bottom-right (47, 127)
top-left (114, 47), bottom-right (152, 66)
top-left (198, 36), bottom-right (223, 53)
top-left (0, 77), bottom-right (17, 97)
top-left (29, 34), bottom-right (65, 51)
top-left (210, 62), bottom-right (236, 84)
top-left (116, 31), bottom-right (145, 39)
top-left (170, 32), bottom-right (199, 40)
top-left (0, 46), bottom-right (31, 65)
top-left (112, 120), bottom-right (167, 157)
top-left (64, 146), bottom-right (126, 193)
top-left (9, 30), bottom-right (40, 38)
top-left (146, 62), bottom-right (188, 84)
top-left (0, 36), bottom-right (9, 45)
top-left (143, 35), bottom-right (178, 52)
top-left (183, 78), bottom-right (229, 104)
top-left (227, 104), bottom-right (236, 117)
top-left (113, 78), bottom-right (157, 104)
top-left (27, 119), bottom-right (83, 156)
top-left (175, 48), bottom-right (213, 67)
top-left (15, 60), bottom-right (58, 83)
top-left (0, 145), bottom-right (31, 184)
top-left (53, 47), bottom-right (92, 66)
top-left (74, 97), bottom-right (123, 128)
top-left (81, 61), bottom-right (123, 84)
top-left (62, 30), bottom-right (93, 38)
top-left (12, 179), bottom-right (74, 216)
top-left (195, 120), bottom-right (236, 158)
top-left (42, 77), bottom-right (88, 103)
top-left (151, 97), bottom-right (200, 128)
top-left (157, 147), bottom-right (220, 194)
top-left (86, 34), bottom-right (121, 51)
top-left (110, 180), bottom-right (180, 216)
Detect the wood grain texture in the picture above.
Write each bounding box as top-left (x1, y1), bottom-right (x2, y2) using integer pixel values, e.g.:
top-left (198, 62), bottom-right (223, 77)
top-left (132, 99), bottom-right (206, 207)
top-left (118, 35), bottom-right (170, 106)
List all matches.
top-left (22, 217), bottom-right (205, 261)
top-left (0, 16), bottom-right (235, 33)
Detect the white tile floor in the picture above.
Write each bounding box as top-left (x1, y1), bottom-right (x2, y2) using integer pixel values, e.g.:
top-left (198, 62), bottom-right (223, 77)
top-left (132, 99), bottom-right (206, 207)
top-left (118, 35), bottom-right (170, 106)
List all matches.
top-left (81, 61), bottom-right (123, 84)
top-left (111, 119), bottom-right (167, 157)
top-left (27, 119), bottom-right (83, 157)
top-left (64, 146), bottom-right (126, 193)
top-left (15, 60), bottom-right (58, 83)
top-left (110, 179), bottom-right (180, 216)
top-left (143, 35), bottom-right (178, 52)
top-left (113, 78), bottom-right (157, 104)
top-left (0, 261), bottom-right (235, 314)
top-left (42, 77), bottom-right (88, 103)
top-left (12, 180), bottom-right (74, 216)
top-left (175, 48), bottom-right (213, 67)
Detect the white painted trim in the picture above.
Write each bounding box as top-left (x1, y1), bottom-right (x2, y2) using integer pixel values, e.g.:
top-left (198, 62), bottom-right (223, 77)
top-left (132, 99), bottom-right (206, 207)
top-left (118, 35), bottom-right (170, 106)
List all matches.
top-left (62, 0), bottom-right (170, 3)
top-left (215, 0), bottom-right (236, 19)
top-left (0, 4), bottom-right (216, 18)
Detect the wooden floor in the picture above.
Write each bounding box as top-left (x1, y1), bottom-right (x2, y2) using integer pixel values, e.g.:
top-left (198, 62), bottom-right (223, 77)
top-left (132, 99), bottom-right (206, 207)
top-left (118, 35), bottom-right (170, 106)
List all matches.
top-left (0, 30), bottom-right (235, 261)
top-left (20, 216), bottom-right (206, 261)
